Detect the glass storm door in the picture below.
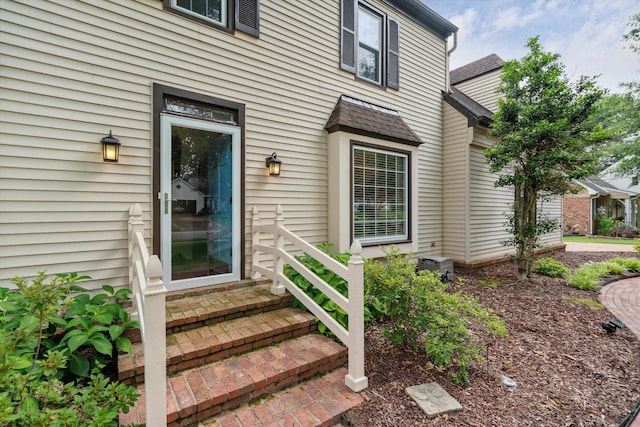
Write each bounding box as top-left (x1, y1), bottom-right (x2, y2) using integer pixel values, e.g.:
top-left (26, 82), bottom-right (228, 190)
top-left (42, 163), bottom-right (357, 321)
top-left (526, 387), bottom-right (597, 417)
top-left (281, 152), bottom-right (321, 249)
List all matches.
top-left (161, 114), bottom-right (240, 290)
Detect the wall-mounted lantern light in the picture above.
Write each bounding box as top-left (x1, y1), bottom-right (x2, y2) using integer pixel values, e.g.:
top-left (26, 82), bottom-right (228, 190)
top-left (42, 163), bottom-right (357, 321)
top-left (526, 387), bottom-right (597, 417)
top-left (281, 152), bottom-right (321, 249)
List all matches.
top-left (266, 152), bottom-right (281, 176)
top-left (101, 130), bottom-right (121, 162)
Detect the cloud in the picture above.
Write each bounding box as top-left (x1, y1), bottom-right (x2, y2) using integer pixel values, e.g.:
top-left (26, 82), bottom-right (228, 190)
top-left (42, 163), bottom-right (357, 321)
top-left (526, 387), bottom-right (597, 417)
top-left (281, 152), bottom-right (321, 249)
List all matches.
top-left (447, 8), bottom-right (478, 45)
top-left (493, 6), bottom-right (542, 31)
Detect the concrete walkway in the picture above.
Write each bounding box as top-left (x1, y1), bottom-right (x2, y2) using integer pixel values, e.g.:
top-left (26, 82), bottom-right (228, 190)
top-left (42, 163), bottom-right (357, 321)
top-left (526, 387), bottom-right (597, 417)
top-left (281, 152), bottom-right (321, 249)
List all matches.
top-left (564, 241), bottom-right (636, 252)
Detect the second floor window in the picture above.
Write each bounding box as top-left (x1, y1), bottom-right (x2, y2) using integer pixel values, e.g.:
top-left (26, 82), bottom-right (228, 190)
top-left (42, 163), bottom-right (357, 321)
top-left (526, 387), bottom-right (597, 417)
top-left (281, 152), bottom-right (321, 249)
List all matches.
top-left (341, 0), bottom-right (400, 89)
top-left (173, 0), bottom-right (227, 26)
top-left (165, 0), bottom-right (260, 37)
top-left (357, 6), bottom-right (382, 83)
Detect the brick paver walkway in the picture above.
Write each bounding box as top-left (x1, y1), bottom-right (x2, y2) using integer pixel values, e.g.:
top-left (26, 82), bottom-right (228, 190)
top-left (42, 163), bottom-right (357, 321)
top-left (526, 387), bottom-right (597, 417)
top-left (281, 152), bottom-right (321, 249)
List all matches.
top-left (600, 277), bottom-right (640, 340)
top-left (600, 277), bottom-right (640, 427)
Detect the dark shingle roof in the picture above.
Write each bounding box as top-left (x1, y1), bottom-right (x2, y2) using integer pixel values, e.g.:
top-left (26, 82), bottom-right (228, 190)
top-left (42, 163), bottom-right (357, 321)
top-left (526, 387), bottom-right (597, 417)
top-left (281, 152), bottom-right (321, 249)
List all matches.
top-left (325, 95), bottom-right (423, 146)
top-left (450, 54), bottom-right (504, 85)
top-left (442, 87), bottom-right (493, 127)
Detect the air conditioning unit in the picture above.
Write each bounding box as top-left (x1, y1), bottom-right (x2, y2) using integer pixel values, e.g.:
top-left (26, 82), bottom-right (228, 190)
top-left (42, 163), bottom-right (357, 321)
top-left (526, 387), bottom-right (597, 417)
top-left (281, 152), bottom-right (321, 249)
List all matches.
top-left (417, 256), bottom-right (454, 282)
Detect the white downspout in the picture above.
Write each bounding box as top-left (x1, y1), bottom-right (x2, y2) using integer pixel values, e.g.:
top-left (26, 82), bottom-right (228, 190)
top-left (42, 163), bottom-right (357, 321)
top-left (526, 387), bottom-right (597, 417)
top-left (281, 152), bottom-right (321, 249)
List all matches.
top-left (446, 32), bottom-right (458, 94)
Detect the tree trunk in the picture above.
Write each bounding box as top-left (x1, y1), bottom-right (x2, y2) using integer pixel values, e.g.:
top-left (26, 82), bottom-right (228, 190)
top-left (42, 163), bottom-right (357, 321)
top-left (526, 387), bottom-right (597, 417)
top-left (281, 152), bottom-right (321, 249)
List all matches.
top-left (514, 183), bottom-right (538, 278)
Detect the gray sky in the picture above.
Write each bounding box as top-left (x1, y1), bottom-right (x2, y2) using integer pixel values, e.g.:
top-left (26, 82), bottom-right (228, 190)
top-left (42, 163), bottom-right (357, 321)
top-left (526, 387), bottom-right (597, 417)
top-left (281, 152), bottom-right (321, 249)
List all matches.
top-left (424, 0), bottom-right (640, 92)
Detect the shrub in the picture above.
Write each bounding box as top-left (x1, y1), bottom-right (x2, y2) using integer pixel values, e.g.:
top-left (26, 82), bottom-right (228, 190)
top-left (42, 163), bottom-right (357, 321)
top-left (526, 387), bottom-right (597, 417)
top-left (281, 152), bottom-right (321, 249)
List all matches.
top-left (611, 257), bottom-right (640, 271)
top-left (364, 248), bottom-right (507, 384)
top-left (284, 244), bottom-right (384, 335)
top-left (534, 257), bottom-right (569, 278)
top-left (595, 215), bottom-right (615, 236)
top-left (610, 225), bottom-right (638, 238)
top-left (568, 266), bottom-right (601, 289)
top-left (285, 245), bottom-right (507, 384)
top-left (0, 272), bottom-right (139, 426)
top-left (567, 258), bottom-right (640, 289)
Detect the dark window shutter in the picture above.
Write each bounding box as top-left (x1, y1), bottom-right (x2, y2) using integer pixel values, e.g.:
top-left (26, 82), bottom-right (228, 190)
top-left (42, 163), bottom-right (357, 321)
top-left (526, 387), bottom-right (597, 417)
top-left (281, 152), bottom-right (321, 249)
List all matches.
top-left (387, 17), bottom-right (399, 89)
top-left (341, 0), bottom-right (356, 73)
top-left (235, 0), bottom-right (259, 37)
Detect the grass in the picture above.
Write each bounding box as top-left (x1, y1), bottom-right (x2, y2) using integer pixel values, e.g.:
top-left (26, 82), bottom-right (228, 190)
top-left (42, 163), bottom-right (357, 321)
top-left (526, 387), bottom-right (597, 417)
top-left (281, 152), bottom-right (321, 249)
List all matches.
top-left (563, 297), bottom-right (604, 309)
top-left (475, 278), bottom-right (505, 288)
top-left (563, 235), bottom-right (638, 245)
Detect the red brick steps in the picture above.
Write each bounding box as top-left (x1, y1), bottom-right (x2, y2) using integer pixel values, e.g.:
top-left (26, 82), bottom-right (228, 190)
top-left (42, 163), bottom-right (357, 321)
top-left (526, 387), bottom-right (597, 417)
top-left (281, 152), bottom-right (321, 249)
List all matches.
top-left (118, 282), bottom-right (364, 426)
top-left (119, 334), bottom-right (348, 426)
top-left (201, 367), bottom-right (364, 427)
top-left (119, 308), bottom-right (317, 385)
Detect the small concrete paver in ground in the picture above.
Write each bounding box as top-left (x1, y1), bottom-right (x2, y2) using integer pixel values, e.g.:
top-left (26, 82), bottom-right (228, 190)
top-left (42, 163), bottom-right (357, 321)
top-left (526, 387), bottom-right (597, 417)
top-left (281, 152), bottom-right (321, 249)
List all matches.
top-left (406, 383), bottom-right (462, 419)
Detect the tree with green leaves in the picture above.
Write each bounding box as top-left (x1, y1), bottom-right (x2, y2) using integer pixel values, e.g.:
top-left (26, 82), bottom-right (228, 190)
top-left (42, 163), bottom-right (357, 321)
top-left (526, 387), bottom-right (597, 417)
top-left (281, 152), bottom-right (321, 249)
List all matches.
top-left (486, 36), bottom-right (609, 278)
top-left (623, 11), bottom-right (640, 53)
top-left (601, 12), bottom-right (640, 183)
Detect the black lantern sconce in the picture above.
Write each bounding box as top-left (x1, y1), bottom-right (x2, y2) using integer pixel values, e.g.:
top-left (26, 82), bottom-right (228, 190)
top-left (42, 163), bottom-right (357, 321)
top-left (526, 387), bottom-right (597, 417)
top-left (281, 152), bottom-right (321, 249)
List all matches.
top-left (266, 152), bottom-right (282, 176)
top-left (101, 130), bottom-right (121, 162)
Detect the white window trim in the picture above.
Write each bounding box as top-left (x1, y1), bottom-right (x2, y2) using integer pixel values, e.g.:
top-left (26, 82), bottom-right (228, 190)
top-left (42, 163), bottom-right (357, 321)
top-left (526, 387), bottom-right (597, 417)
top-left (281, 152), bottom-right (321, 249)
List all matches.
top-left (352, 145), bottom-right (408, 244)
top-left (356, 4), bottom-right (384, 85)
top-left (171, 0), bottom-right (228, 27)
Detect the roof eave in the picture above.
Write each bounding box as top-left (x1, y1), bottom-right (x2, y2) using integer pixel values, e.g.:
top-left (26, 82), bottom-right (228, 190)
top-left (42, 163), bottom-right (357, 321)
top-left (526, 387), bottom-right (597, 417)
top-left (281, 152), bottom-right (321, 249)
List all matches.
top-left (383, 0), bottom-right (457, 39)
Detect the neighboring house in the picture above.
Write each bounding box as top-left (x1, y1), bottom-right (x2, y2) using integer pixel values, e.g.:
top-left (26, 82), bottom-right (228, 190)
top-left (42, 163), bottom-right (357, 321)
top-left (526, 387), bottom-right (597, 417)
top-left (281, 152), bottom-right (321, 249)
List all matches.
top-left (601, 166), bottom-right (640, 229)
top-left (442, 54), bottom-right (564, 268)
top-left (564, 176), bottom-right (638, 235)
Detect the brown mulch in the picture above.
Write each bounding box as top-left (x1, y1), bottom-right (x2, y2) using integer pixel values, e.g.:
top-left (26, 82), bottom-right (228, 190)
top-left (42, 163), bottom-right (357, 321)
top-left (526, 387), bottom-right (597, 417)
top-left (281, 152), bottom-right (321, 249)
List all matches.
top-left (342, 251), bottom-right (640, 427)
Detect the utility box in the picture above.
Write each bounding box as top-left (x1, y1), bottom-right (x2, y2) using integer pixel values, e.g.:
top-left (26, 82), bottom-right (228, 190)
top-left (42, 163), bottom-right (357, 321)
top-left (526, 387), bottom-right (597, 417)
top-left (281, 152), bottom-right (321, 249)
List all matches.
top-left (417, 256), bottom-right (454, 282)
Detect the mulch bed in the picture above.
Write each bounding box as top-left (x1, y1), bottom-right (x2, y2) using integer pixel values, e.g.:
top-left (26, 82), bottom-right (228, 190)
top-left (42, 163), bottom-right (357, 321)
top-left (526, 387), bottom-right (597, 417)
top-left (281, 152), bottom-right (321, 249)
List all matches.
top-left (342, 251), bottom-right (640, 427)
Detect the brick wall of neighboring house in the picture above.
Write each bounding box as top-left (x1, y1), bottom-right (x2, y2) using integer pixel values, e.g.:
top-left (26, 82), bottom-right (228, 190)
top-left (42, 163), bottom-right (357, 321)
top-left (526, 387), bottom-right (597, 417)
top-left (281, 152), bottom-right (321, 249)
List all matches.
top-left (563, 194), bottom-right (591, 235)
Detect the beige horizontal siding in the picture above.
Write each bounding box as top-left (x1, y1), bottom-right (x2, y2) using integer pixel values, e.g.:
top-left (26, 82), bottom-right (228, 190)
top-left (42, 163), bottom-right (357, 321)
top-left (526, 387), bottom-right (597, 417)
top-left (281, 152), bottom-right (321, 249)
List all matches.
top-left (1, 0), bottom-right (449, 288)
top-left (454, 69), bottom-right (502, 113)
top-left (442, 103), bottom-right (470, 261)
top-left (469, 145), bottom-right (514, 261)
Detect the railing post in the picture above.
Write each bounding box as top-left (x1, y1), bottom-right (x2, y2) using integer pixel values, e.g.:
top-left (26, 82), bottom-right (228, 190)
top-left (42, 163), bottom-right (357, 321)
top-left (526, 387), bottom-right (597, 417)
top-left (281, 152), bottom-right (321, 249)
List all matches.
top-left (142, 255), bottom-right (167, 427)
top-left (345, 240), bottom-right (368, 392)
top-left (128, 204), bottom-right (144, 289)
top-left (251, 206), bottom-right (262, 280)
top-left (270, 205), bottom-right (286, 295)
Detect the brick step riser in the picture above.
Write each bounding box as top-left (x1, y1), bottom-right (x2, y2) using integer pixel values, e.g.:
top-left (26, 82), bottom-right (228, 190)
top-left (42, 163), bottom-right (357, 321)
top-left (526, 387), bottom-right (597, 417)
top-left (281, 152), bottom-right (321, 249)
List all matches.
top-left (168, 352), bottom-right (348, 427)
top-left (124, 296), bottom-right (293, 344)
top-left (120, 318), bottom-right (318, 385)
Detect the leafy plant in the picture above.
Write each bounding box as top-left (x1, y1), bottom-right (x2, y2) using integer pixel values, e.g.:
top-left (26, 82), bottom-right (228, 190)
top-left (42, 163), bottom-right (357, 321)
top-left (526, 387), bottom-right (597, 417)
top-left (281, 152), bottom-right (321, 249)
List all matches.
top-left (285, 245), bottom-right (507, 384)
top-left (365, 248), bottom-right (507, 384)
top-left (0, 272), bottom-right (139, 426)
top-left (534, 257), bottom-right (569, 278)
top-left (284, 244), bottom-right (384, 335)
top-left (610, 257), bottom-right (640, 271)
top-left (567, 258), bottom-right (640, 289)
top-left (595, 215), bottom-right (616, 236)
top-left (485, 36), bottom-right (608, 278)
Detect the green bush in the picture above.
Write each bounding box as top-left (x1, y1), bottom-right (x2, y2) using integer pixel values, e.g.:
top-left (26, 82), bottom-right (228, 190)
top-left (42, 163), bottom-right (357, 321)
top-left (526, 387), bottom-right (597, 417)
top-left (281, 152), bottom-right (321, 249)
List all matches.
top-left (285, 245), bottom-right (507, 384)
top-left (365, 248), bottom-right (507, 384)
top-left (284, 244), bottom-right (384, 335)
top-left (568, 258), bottom-right (640, 289)
top-left (534, 257), bottom-right (569, 277)
top-left (611, 257), bottom-right (640, 271)
top-left (0, 272), bottom-right (139, 426)
top-left (595, 215), bottom-right (615, 236)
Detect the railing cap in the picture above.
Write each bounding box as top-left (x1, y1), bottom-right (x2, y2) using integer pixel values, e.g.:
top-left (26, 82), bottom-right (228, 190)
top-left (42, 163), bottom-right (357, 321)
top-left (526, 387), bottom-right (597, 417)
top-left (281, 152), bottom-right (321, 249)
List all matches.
top-left (129, 203), bottom-right (143, 217)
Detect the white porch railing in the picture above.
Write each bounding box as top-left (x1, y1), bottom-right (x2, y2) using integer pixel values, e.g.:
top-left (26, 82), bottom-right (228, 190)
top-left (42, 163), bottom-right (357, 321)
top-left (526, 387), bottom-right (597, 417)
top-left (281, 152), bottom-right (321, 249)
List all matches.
top-left (251, 205), bottom-right (368, 392)
top-left (128, 204), bottom-right (168, 427)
